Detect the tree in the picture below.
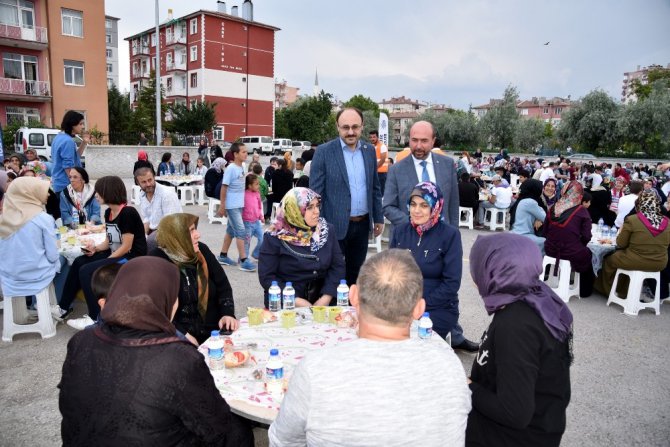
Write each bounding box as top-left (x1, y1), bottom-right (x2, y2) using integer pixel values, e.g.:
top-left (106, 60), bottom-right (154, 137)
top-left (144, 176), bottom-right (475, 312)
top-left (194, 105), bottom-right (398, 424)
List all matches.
top-left (617, 86), bottom-right (670, 157)
top-left (514, 118), bottom-right (545, 152)
top-left (631, 67), bottom-right (670, 101)
top-left (107, 85), bottom-right (133, 144)
top-left (2, 118), bottom-right (46, 153)
top-left (168, 101), bottom-right (217, 136)
top-left (274, 92), bottom-right (337, 143)
top-left (478, 85), bottom-right (520, 149)
top-left (557, 89), bottom-right (620, 154)
top-left (128, 71), bottom-right (167, 143)
top-left (343, 94), bottom-right (379, 114)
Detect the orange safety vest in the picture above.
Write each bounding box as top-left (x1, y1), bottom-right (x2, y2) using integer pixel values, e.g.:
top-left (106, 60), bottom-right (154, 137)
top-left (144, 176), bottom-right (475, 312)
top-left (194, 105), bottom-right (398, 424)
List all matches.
top-left (375, 141), bottom-right (389, 173)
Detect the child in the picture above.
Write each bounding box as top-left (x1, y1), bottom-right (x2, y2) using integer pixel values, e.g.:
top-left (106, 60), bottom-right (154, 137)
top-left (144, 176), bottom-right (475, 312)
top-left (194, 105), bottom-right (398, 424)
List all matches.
top-left (66, 262), bottom-right (123, 330)
top-left (194, 157), bottom-right (207, 176)
top-left (581, 191), bottom-right (592, 209)
top-left (242, 174), bottom-right (264, 260)
top-left (252, 163), bottom-right (268, 203)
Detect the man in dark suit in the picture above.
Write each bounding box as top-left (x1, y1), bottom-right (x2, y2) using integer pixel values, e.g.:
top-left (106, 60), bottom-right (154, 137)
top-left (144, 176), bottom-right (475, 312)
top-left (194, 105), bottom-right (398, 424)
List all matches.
top-left (383, 120), bottom-right (479, 353)
top-left (311, 108), bottom-right (384, 286)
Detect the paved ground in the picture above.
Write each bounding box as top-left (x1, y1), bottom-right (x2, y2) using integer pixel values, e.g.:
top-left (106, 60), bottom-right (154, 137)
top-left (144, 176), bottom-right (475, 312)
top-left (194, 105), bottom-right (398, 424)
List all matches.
top-left (1, 176), bottom-right (670, 446)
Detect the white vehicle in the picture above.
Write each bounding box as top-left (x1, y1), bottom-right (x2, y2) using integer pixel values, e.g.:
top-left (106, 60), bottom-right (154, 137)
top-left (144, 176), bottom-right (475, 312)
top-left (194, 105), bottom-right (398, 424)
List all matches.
top-left (272, 138), bottom-right (292, 155)
top-left (14, 127), bottom-right (60, 161)
top-left (291, 140), bottom-right (311, 159)
top-left (240, 136), bottom-right (273, 155)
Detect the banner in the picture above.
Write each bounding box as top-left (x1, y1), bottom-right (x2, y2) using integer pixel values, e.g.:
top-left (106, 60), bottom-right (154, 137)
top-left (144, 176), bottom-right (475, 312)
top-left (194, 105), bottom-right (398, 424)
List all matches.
top-left (378, 112), bottom-right (389, 146)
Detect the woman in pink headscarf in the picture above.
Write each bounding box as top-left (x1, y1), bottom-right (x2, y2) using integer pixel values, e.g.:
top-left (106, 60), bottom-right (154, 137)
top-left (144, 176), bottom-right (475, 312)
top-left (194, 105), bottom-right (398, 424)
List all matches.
top-left (133, 150), bottom-right (155, 177)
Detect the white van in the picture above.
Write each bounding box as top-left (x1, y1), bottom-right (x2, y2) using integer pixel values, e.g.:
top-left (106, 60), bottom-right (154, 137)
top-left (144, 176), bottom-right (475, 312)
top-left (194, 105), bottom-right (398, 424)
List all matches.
top-left (14, 127), bottom-right (60, 161)
top-left (272, 138), bottom-right (292, 155)
top-left (239, 136), bottom-right (273, 155)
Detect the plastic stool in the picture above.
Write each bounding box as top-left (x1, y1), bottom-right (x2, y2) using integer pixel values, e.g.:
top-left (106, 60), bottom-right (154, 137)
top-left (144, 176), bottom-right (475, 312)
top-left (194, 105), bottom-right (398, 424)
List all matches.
top-left (2, 284), bottom-right (57, 342)
top-left (194, 185), bottom-right (207, 206)
top-left (207, 198), bottom-right (227, 225)
top-left (607, 269), bottom-right (660, 316)
top-left (540, 256), bottom-right (580, 303)
top-left (484, 207), bottom-right (508, 231)
top-left (368, 233), bottom-right (382, 253)
top-left (459, 207), bottom-right (474, 230)
top-left (131, 185), bottom-right (141, 205)
top-left (177, 186), bottom-right (195, 206)
top-left (510, 174), bottom-right (520, 189)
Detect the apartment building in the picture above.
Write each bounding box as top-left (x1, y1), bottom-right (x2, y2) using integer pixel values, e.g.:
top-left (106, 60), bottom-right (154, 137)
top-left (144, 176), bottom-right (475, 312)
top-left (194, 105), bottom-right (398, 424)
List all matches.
top-left (125, 1), bottom-right (279, 141)
top-left (275, 79), bottom-right (299, 109)
top-left (105, 15), bottom-right (119, 89)
top-left (472, 96), bottom-right (573, 126)
top-left (0, 0), bottom-right (108, 133)
top-left (621, 64), bottom-right (670, 104)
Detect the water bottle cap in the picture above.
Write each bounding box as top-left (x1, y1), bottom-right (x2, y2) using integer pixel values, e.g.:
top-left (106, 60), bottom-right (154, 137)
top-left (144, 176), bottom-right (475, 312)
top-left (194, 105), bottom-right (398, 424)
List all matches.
top-left (340, 279), bottom-right (347, 284)
top-left (210, 330), bottom-right (220, 337)
top-left (271, 280), bottom-right (278, 286)
top-left (422, 312), bottom-right (430, 317)
top-left (286, 282), bottom-right (292, 286)
top-left (270, 348), bottom-right (278, 356)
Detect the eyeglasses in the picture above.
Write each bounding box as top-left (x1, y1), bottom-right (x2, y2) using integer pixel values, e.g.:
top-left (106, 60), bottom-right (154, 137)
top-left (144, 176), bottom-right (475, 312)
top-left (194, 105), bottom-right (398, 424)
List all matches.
top-left (339, 125), bottom-right (362, 132)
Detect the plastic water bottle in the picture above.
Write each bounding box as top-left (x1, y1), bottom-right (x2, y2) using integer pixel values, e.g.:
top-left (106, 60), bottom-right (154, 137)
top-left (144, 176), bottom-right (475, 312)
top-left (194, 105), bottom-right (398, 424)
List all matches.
top-left (597, 218), bottom-right (604, 237)
top-left (418, 312), bottom-right (433, 340)
top-left (268, 281), bottom-right (281, 312)
top-left (282, 282), bottom-right (295, 310)
top-left (208, 330), bottom-right (225, 370)
top-left (265, 349), bottom-right (284, 397)
top-left (336, 280), bottom-right (349, 307)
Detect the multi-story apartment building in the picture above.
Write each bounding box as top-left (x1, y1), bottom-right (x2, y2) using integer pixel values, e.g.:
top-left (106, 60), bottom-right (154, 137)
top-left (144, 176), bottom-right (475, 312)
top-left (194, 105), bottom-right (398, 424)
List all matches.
top-left (275, 79), bottom-right (299, 109)
top-left (621, 64), bottom-right (669, 104)
top-left (125, 1), bottom-right (279, 141)
top-left (378, 96), bottom-right (428, 114)
top-left (472, 96), bottom-right (573, 126)
top-left (0, 0), bottom-right (108, 133)
top-left (105, 15), bottom-right (119, 89)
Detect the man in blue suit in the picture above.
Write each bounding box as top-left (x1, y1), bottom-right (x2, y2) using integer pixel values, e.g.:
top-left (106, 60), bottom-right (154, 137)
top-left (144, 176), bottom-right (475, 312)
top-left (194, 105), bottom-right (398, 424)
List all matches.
top-left (383, 120), bottom-right (479, 353)
top-left (311, 108), bottom-right (384, 286)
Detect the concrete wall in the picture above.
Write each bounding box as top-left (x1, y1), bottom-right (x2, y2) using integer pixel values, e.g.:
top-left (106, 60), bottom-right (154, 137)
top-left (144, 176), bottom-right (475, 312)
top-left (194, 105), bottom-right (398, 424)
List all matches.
top-left (84, 145), bottom-right (200, 179)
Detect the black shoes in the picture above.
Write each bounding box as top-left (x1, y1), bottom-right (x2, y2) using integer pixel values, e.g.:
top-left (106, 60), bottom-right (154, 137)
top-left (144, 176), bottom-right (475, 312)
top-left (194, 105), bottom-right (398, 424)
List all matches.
top-left (452, 338), bottom-right (480, 353)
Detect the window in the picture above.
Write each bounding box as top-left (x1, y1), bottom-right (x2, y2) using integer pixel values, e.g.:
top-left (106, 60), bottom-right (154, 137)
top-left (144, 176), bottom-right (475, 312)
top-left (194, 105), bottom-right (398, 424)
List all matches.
top-left (151, 57), bottom-right (156, 69)
top-left (106, 49), bottom-right (112, 58)
top-left (0, 0), bottom-right (35, 29)
top-left (166, 52), bottom-right (173, 67)
top-left (521, 108), bottom-right (528, 116)
top-left (28, 133), bottom-right (43, 145)
top-left (106, 63), bottom-right (112, 73)
top-left (165, 27), bottom-right (172, 43)
top-left (166, 78), bottom-right (172, 92)
top-left (543, 107), bottom-right (549, 114)
top-left (61, 8), bottom-right (83, 37)
top-left (555, 107), bottom-right (562, 115)
top-left (190, 45), bottom-right (197, 62)
top-left (189, 99), bottom-right (197, 109)
top-left (64, 60), bottom-right (84, 85)
top-left (190, 18), bottom-right (197, 34)
top-left (105, 19), bottom-right (111, 29)
top-left (6, 106), bottom-right (39, 124)
top-left (190, 72), bottom-right (197, 88)
top-left (150, 32), bottom-right (156, 47)
top-left (105, 33), bottom-right (112, 44)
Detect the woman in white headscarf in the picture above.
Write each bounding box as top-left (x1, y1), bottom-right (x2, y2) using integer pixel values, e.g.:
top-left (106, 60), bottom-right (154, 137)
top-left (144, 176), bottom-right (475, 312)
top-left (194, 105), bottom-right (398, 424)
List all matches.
top-left (587, 173), bottom-right (612, 225)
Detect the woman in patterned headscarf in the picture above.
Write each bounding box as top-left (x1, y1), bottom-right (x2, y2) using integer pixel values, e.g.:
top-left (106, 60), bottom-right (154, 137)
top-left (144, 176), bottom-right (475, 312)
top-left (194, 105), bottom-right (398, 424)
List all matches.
top-left (389, 182), bottom-right (463, 340)
top-left (149, 213), bottom-right (238, 345)
top-left (258, 187), bottom-right (345, 307)
top-left (595, 190), bottom-right (670, 297)
top-left (544, 181), bottom-right (595, 297)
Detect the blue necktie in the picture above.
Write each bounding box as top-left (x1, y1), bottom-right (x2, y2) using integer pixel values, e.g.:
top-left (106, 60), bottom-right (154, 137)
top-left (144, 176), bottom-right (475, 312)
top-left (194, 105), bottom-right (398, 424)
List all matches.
top-left (420, 160), bottom-right (430, 182)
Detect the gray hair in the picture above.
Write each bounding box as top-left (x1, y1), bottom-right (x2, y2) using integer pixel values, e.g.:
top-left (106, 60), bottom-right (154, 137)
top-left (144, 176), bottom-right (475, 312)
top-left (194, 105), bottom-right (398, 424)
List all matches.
top-left (357, 249), bottom-right (423, 325)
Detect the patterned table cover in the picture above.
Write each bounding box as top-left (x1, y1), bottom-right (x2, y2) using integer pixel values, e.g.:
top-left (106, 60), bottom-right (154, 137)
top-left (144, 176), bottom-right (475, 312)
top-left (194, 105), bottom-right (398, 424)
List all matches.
top-left (588, 240), bottom-right (617, 275)
top-left (155, 175), bottom-right (202, 187)
top-left (58, 232), bottom-right (107, 265)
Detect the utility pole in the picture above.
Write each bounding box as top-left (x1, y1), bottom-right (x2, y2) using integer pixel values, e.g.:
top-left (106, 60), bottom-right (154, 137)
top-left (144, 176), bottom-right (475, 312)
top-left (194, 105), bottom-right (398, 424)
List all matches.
top-left (154, 0), bottom-right (162, 145)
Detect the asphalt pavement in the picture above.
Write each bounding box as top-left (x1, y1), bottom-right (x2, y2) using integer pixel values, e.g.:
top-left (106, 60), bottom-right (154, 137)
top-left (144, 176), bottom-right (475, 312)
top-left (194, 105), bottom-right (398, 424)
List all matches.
top-left (1, 175), bottom-right (669, 447)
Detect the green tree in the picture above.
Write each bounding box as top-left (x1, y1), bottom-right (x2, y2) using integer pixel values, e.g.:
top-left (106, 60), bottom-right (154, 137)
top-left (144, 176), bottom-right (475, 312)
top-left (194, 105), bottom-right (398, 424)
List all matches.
top-left (617, 86), bottom-right (670, 157)
top-left (343, 94), bottom-right (379, 114)
top-left (167, 101), bottom-right (217, 136)
top-left (557, 89), bottom-right (620, 154)
top-left (631, 67), bottom-right (670, 101)
top-left (478, 85), bottom-right (520, 149)
top-left (3, 118), bottom-right (46, 154)
top-left (129, 71), bottom-right (167, 143)
top-left (107, 85), bottom-right (134, 144)
top-left (514, 118), bottom-right (545, 153)
top-left (274, 91), bottom-right (337, 143)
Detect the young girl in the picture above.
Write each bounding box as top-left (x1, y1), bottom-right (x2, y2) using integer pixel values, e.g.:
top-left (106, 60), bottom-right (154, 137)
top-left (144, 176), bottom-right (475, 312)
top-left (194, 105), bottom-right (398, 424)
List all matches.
top-left (158, 152), bottom-right (175, 176)
top-left (194, 157), bottom-right (207, 176)
top-left (242, 174), bottom-right (264, 259)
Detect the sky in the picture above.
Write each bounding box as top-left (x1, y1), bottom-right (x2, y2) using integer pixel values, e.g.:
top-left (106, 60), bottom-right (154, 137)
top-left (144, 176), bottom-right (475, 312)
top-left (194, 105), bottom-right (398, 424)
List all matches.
top-left (106, 0), bottom-right (670, 110)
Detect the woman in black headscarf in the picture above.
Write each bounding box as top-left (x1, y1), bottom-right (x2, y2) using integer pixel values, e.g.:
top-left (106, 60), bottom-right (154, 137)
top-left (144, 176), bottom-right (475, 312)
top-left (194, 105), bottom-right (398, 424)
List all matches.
top-left (466, 233), bottom-right (573, 447)
top-left (59, 257), bottom-right (253, 447)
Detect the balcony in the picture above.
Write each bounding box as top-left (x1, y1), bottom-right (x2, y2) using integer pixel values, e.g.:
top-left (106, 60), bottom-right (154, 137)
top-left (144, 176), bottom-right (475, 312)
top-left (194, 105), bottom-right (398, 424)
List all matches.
top-left (166, 81), bottom-right (186, 97)
top-left (132, 44), bottom-right (150, 56)
top-left (165, 33), bottom-right (186, 46)
top-left (0, 23), bottom-right (48, 49)
top-left (166, 60), bottom-right (186, 72)
top-left (0, 78), bottom-right (50, 101)
top-left (132, 70), bottom-right (150, 80)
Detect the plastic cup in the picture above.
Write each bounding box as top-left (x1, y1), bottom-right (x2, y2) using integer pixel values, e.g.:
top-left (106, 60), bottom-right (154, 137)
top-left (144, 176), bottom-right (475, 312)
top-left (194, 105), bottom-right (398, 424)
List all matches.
top-left (312, 306), bottom-right (326, 323)
top-left (247, 308), bottom-right (263, 326)
top-left (328, 306), bottom-right (342, 325)
top-left (67, 235), bottom-right (76, 246)
top-left (281, 310), bottom-right (296, 329)
top-left (58, 226), bottom-right (68, 235)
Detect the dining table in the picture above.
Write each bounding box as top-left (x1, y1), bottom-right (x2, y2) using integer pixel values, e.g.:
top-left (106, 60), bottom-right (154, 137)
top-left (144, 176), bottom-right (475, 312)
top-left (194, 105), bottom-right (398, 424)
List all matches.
top-left (200, 307), bottom-right (448, 425)
top-left (155, 174), bottom-right (203, 187)
top-left (58, 227), bottom-right (108, 265)
top-left (587, 237), bottom-right (617, 275)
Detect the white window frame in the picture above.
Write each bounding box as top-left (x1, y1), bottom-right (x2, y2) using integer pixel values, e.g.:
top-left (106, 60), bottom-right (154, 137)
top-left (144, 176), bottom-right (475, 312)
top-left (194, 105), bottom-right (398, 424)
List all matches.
top-left (190, 72), bottom-right (197, 88)
top-left (166, 52), bottom-right (173, 66)
top-left (6, 106), bottom-right (40, 124)
top-left (105, 33), bottom-right (112, 44)
top-left (555, 107), bottom-right (562, 115)
top-left (190, 45), bottom-right (197, 62)
top-left (64, 59), bottom-right (84, 86)
top-left (0, 0), bottom-right (36, 29)
top-left (190, 18), bottom-right (197, 35)
top-left (213, 126), bottom-right (224, 141)
top-left (106, 49), bottom-right (112, 58)
top-left (543, 107), bottom-right (549, 114)
top-left (61, 8), bottom-right (83, 37)
top-left (165, 27), bottom-right (172, 43)
top-left (150, 32), bottom-right (156, 47)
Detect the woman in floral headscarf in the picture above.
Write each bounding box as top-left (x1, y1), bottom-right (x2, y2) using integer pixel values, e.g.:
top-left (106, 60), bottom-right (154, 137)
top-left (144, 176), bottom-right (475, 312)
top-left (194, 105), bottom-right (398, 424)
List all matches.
top-left (609, 176), bottom-right (627, 214)
top-left (389, 182), bottom-right (463, 340)
top-left (595, 190), bottom-right (670, 297)
top-left (258, 187), bottom-right (345, 308)
top-left (541, 178), bottom-right (559, 210)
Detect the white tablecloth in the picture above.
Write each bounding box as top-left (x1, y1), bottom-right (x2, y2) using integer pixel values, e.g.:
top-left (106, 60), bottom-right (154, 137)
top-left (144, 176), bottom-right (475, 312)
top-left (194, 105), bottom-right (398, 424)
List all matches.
top-left (59, 232), bottom-right (107, 265)
top-left (155, 175), bottom-right (202, 187)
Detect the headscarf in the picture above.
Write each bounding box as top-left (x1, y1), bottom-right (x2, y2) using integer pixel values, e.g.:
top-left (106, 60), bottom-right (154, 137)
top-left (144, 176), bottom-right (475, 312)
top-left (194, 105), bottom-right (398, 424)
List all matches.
top-left (542, 178), bottom-right (559, 208)
top-left (270, 187), bottom-right (328, 252)
top-left (137, 150), bottom-right (148, 161)
top-left (65, 181), bottom-right (96, 217)
top-left (612, 176), bottom-right (627, 199)
top-left (156, 213), bottom-right (209, 320)
top-left (590, 173), bottom-right (605, 191)
top-left (407, 181), bottom-right (443, 237)
top-left (470, 233), bottom-right (573, 343)
top-left (211, 157), bottom-right (226, 174)
top-left (553, 181), bottom-right (584, 219)
top-left (101, 257), bottom-right (180, 337)
top-left (509, 179), bottom-right (543, 228)
top-left (635, 190), bottom-right (668, 236)
top-left (0, 177), bottom-right (49, 239)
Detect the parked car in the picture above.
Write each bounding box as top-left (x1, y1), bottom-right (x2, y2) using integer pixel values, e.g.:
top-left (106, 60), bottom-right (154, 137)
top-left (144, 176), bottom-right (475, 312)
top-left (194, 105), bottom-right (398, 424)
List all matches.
top-left (273, 138), bottom-right (292, 155)
top-left (14, 127), bottom-right (60, 161)
top-left (291, 140), bottom-right (311, 159)
top-left (240, 136), bottom-right (273, 155)
top-left (570, 153), bottom-right (597, 160)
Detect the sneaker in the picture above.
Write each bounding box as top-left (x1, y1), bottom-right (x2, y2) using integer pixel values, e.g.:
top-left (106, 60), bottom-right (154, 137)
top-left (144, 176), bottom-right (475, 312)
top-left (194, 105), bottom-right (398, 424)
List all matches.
top-left (218, 255), bottom-right (237, 266)
top-left (51, 305), bottom-right (70, 321)
top-left (239, 258), bottom-right (257, 272)
top-left (67, 315), bottom-right (95, 330)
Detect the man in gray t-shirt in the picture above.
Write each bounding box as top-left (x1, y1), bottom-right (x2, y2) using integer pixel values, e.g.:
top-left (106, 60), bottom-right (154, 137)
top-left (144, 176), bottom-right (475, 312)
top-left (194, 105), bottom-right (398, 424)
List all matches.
top-left (269, 250), bottom-right (471, 447)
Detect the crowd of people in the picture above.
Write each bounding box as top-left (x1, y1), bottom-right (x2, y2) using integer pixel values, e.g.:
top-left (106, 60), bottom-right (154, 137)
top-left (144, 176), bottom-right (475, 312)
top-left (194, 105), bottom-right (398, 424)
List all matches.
top-left (2, 106), bottom-right (670, 445)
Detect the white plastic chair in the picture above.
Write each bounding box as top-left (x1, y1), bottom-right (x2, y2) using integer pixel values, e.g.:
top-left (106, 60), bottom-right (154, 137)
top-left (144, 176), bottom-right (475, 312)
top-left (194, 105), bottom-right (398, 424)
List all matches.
top-left (131, 185), bottom-right (141, 205)
top-left (207, 198), bottom-right (227, 225)
top-left (458, 207), bottom-right (474, 230)
top-left (368, 233), bottom-right (382, 253)
top-left (540, 256), bottom-right (580, 303)
top-left (270, 203), bottom-right (281, 223)
top-left (2, 284), bottom-right (57, 342)
top-left (194, 184), bottom-right (208, 206)
top-left (177, 185), bottom-right (195, 206)
top-left (607, 269), bottom-right (660, 316)
top-left (484, 207), bottom-right (508, 231)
